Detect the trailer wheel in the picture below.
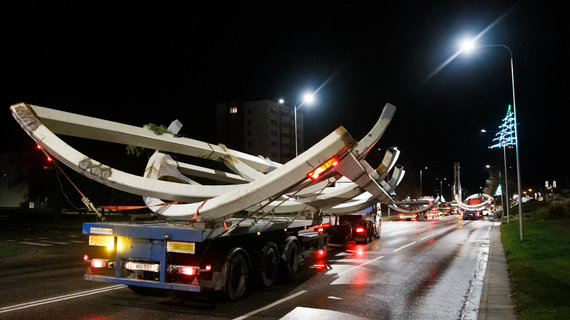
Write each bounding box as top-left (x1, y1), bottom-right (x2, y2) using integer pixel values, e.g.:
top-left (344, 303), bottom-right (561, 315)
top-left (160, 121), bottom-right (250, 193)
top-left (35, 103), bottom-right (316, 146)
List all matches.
top-left (225, 253), bottom-right (249, 301)
top-left (259, 244), bottom-right (278, 287)
top-left (282, 239), bottom-right (300, 279)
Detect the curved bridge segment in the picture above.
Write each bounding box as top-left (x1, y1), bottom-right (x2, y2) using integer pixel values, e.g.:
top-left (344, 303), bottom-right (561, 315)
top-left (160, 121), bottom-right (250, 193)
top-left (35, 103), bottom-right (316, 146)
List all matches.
top-left (11, 102), bottom-right (405, 221)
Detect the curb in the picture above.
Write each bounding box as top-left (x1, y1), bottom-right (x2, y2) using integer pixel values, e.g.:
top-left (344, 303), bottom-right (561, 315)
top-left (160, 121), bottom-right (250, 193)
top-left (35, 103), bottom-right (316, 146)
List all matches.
top-left (477, 219), bottom-right (516, 319)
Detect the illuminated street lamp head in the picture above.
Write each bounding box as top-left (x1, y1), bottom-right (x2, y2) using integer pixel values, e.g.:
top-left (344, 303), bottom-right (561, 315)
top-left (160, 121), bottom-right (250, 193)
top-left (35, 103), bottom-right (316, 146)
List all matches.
top-left (302, 92), bottom-right (315, 106)
top-left (278, 98), bottom-right (284, 104)
top-left (459, 38), bottom-right (476, 53)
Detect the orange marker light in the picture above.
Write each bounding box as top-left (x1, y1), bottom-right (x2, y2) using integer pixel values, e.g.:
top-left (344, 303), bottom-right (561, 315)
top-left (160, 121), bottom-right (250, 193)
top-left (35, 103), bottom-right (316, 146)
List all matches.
top-left (307, 155), bottom-right (340, 181)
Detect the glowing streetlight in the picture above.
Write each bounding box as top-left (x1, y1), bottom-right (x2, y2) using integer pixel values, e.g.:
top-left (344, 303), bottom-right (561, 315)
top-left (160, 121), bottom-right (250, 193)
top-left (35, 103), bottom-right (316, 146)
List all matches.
top-left (280, 91), bottom-right (316, 157)
top-left (458, 38), bottom-right (476, 53)
top-left (458, 37), bottom-right (524, 240)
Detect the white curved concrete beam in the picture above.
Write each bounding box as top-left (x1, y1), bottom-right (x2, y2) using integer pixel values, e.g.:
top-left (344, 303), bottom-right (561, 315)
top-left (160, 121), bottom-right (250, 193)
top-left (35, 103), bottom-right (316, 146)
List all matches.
top-left (22, 103), bottom-right (279, 173)
top-left (11, 103), bottom-right (237, 202)
top-left (144, 126), bottom-right (356, 220)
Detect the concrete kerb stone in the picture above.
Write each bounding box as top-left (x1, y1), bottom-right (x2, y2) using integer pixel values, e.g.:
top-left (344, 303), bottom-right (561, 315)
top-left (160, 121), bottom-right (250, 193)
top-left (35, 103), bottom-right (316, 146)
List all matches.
top-left (477, 217), bottom-right (516, 320)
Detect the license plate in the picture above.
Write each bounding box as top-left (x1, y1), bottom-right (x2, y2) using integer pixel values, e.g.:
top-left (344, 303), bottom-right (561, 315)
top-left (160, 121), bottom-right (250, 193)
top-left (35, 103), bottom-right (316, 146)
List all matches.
top-left (125, 262), bottom-right (160, 272)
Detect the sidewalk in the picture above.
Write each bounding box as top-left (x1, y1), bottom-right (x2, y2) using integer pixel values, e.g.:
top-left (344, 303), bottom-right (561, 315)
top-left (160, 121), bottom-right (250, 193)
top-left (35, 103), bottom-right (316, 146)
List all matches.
top-left (478, 219), bottom-right (517, 320)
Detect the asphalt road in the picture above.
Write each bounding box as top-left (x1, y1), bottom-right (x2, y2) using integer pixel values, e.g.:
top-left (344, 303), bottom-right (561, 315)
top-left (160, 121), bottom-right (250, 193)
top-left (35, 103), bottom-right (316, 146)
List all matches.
top-left (0, 215), bottom-right (492, 319)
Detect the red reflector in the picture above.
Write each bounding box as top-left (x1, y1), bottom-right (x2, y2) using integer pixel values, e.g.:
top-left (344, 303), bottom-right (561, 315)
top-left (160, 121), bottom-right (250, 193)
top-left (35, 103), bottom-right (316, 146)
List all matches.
top-left (307, 155), bottom-right (340, 181)
top-left (356, 227), bottom-right (365, 233)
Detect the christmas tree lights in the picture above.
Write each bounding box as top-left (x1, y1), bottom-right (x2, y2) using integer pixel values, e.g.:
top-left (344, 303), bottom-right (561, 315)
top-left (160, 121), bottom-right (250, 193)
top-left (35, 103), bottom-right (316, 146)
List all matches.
top-left (489, 105), bottom-right (516, 149)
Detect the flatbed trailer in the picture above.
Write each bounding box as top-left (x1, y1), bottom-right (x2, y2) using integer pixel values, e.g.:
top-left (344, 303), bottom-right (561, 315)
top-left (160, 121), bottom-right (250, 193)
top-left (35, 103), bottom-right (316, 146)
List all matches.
top-left (83, 217), bottom-right (329, 300)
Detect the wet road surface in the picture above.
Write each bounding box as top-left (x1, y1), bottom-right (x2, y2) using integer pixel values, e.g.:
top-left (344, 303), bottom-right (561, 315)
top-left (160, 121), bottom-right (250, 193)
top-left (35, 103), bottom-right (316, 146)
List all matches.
top-left (0, 215), bottom-right (492, 319)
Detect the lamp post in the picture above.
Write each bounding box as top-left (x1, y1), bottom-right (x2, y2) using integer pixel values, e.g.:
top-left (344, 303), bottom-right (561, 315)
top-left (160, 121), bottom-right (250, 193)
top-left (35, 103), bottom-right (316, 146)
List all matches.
top-left (460, 39), bottom-right (524, 240)
top-left (420, 166), bottom-right (428, 198)
top-left (280, 92), bottom-right (315, 157)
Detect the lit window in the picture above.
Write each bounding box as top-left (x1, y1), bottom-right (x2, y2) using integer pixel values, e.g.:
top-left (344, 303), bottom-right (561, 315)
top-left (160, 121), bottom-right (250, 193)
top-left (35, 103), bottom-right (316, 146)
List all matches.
top-left (229, 106), bottom-right (238, 114)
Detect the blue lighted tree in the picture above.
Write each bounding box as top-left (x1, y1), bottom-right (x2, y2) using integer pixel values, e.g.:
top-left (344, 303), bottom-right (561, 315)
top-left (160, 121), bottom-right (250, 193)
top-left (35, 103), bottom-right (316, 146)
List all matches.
top-left (489, 105), bottom-right (516, 149)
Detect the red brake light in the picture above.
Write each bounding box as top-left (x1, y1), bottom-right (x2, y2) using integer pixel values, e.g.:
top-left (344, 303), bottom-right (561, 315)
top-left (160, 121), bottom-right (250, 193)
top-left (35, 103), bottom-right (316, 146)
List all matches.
top-left (307, 155), bottom-right (340, 181)
top-left (205, 265), bottom-right (212, 272)
top-left (356, 227), bottom-right (365, 233)
top-left (317, 227), bottom-right (324, 232)
top-left (180, 266), bottom-right (197, 276)
top-left (91, 259), bottom-right (107, 269)
top-left (36, 144), bottom-right (42, 150)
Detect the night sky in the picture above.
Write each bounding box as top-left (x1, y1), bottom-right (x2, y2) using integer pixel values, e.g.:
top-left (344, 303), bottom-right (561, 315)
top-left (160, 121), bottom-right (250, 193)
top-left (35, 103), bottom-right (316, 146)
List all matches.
top-left (4, 2), bottom-right (568, 198)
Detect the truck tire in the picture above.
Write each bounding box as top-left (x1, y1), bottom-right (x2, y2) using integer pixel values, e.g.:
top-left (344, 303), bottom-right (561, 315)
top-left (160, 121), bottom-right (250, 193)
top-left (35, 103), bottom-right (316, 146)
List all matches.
top-left (259, 244), bottom-right (279, 287)
top-left (225, 253), bottom-right (249, 301)
top-left (281, 238), bottom-right (300, 279)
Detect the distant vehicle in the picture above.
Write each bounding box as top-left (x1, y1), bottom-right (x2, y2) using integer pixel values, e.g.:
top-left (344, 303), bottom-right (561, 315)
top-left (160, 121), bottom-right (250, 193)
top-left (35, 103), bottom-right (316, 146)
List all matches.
top-left (438, 203), bottom-right (451, 215)
top-left (463, 210), bottom-right (482, 220)
top-left (399, 213), bottom-right (418, 221)
top-left (426, 209), bottom-right (438, 220)
top-left (482, 209), bottom-right (492, 216)
top-left (329, 213), bottom-right (378, 243)
top-left (468, 198), bottom-right (482, 206)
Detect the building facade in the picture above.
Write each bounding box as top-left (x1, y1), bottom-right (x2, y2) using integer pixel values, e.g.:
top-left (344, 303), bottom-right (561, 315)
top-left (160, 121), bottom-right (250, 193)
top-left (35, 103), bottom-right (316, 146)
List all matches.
top-left (216, 99), bottom-right (304, 164)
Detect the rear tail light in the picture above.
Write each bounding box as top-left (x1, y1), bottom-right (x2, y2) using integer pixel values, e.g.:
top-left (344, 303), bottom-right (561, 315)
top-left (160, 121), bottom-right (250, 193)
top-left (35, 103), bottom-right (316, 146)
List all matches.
top-left (180, 266), bottom-right (197, 276)
top-left (91, 259), bottom-right (108, 269)
top-left (169, 265), bottom-right (199, 276)
top-left (355, 227), bottom-right (365, 233)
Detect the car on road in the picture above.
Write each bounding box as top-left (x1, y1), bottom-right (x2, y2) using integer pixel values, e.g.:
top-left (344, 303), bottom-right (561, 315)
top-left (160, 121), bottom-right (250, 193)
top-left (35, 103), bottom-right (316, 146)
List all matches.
top-left (463, 210), bottom-right (482, 220)
top-left (399, 213), bottom-right (418, 221)
top-left (329, 214), bottom-right (377, 243)
top-left (482, 209), bottom-right (492, 216)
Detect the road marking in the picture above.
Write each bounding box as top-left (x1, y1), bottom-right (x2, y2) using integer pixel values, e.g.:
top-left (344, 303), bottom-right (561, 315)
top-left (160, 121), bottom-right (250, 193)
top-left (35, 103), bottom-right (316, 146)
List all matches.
top-left (0, 285), bottom-right (126, 314)
top-left (233, 290), bottom-right (307, 320)
top-left (337, 255), bottom-right (384, 276)
top-left (45, 241), bottom-right (70, 245)
top-left (393, 241), bottom-right (416, 252)
top-left (18, 241), bottom-right (53, 247)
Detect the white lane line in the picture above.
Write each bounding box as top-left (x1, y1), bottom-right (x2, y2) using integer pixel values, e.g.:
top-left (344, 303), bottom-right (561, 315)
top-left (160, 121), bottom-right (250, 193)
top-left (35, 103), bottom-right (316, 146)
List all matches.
top-left (0, 285), bottom-right (126, 314)
top-left (233, 290), bottom-right (307, 320)
top-left (18, 242), bottom-right (53, 247)
top-left (337, 255), bottom-right (384, 277)
top-left (393, 241), bottom-right (416, 252)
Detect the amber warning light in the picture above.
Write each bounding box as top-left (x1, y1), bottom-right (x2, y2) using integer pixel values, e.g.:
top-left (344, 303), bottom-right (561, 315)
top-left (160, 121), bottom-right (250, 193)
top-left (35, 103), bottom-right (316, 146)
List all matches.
top-left (306, 155), bottom-right (340, 181)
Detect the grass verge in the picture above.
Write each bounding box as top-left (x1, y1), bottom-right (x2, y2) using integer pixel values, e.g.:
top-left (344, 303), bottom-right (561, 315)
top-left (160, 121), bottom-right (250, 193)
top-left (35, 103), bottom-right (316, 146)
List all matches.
top-left (501, 200), bottom-right (570, 319)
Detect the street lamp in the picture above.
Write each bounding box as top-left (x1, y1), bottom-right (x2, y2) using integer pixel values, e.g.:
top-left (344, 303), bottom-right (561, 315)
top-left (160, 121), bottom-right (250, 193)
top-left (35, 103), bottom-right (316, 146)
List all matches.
top-left (459, 38), bottom-right (524, 240)
top-left (279, 91), bottom-right (315, 157)
top-left (419, 166), bottom-right (428, 198)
